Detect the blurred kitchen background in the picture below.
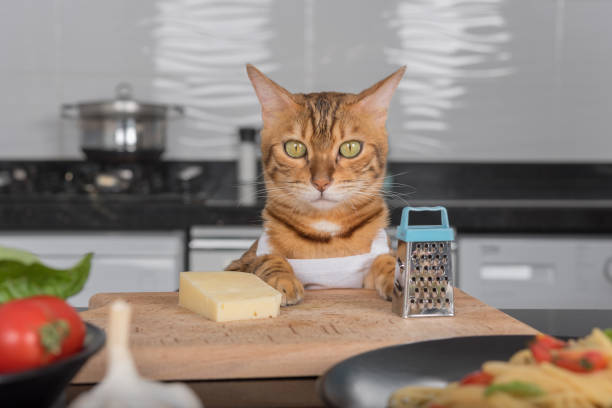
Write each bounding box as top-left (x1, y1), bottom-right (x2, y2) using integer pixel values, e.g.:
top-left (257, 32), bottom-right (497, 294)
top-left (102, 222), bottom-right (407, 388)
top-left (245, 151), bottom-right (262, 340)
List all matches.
top-left (1, 0), bottom-right (611, 322)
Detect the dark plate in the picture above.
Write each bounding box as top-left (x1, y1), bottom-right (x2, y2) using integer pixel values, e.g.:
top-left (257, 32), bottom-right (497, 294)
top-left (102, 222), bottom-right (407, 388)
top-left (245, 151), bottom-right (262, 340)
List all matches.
top-left (0, 322), bottom-right (105, 408)
top-left (318, 335), bottom-right (533, 408)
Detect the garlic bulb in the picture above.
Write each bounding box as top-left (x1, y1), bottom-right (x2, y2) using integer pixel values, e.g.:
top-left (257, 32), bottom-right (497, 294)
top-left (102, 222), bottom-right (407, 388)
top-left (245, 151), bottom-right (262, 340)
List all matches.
top-left (70, 300), bottom-right (202, 408)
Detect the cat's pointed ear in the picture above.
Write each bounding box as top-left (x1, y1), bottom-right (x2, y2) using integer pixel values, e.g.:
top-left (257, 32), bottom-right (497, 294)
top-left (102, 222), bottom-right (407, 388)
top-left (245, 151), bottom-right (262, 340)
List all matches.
top-left (354, 66), bottom-right (406, 127)
top-left (246, 64), bottom-right (299, 123)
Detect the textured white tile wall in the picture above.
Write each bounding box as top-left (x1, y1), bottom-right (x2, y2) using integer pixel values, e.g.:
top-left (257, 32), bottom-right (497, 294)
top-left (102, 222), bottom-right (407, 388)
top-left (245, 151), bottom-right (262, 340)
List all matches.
top-left (0, 0), bottom-right (159, 159)
top-left (0, 0), bottom-right (611, 161)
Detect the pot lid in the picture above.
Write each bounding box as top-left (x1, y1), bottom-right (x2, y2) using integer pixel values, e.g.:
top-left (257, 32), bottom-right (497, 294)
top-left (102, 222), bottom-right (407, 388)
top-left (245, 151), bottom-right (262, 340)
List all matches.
top-left (62, 83), bottom-right (184, 119)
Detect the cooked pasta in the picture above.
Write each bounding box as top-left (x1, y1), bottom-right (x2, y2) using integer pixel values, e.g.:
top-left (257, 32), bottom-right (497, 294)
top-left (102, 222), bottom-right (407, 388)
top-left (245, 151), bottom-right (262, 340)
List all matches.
top-left (388, 329), bottom-right (612, 408)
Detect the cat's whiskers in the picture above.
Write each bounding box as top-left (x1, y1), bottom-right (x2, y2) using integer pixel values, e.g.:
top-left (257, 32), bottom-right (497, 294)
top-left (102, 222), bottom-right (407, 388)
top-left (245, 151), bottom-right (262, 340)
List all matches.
top-left (262, 176), bottom-right (397, 211)
top-left (350, 182), bottom-right (412, 205)
top-left (236, 179), bottom-right (267, 187)
top-left (381, 172), bottom-right (417, 193)
top-left (382, 171), bottom-right (415, 184)
top-left (266, 184), bottom-right (309, 216)
top-left (345, 195), bottom-right (359, 211)
top-left (255, 186), bottom-right (287, 198)
top-left (346, 176), bottom-right (414, 205)
top-left (267, 193), bottom-right (301, 217)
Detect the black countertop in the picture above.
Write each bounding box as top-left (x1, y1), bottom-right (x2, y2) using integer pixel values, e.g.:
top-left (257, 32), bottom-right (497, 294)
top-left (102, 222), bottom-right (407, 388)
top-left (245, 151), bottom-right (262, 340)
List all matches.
top-left (1, 161), bottom-right (611, 232)
top-left (501, 309), bottom-right (612, 337)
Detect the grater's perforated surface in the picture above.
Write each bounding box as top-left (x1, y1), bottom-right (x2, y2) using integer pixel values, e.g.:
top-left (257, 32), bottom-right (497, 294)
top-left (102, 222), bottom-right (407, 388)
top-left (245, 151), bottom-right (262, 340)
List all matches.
top-left (393, 240), bottom-right (454, 317)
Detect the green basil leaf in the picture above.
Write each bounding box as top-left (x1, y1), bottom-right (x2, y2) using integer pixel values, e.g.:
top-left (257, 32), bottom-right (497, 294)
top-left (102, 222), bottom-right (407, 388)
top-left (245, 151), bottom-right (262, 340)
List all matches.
top-left (485, 381), bottom-right (544, 398)
top-left (604, 329), bottom-right (612, 343)
top-left (0, 246), bottom-right (40, 265)
top-left (0, 253), bottom-right (93, 303)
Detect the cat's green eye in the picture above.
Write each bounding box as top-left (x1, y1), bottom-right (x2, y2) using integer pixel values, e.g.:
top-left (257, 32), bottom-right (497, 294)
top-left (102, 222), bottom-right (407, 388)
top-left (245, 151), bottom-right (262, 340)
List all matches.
top-left (284, 140), bottom-right (307, 158)
top-left (339, 141), bottom-right (362, 158)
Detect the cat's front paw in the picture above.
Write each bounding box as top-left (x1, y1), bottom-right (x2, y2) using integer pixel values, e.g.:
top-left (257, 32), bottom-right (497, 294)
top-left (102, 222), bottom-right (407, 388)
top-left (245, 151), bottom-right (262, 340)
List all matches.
top-left (247, 254), bottom-right (304, 306)
top-left (267, 273), bottom-right (304, 306)
top-left (364, 253), bottom-right (395, 301)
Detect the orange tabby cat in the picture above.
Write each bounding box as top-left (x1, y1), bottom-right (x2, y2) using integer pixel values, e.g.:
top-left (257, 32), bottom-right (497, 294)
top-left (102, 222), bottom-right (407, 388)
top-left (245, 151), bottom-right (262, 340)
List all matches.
top-left (227, 64), bottom-right (406, 305)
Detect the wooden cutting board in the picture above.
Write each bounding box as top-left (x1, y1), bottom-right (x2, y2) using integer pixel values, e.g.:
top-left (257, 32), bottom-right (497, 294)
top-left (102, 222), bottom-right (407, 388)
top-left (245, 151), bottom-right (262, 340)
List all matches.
top-left (73, 289), bottom-right (536, 384)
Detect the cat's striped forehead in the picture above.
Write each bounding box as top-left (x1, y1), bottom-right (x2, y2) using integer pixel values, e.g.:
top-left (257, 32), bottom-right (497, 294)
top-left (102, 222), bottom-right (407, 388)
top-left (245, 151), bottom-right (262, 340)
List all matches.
top-left (297, 92), bottom-right (354, 149)
top-left (246, 64), bottom-right (405, 157)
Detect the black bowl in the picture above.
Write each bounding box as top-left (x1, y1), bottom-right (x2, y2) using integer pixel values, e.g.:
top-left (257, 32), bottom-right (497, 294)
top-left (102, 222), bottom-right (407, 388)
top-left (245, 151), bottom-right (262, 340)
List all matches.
top-left (318, 335), bottom-right (534, 408)
top-left (0, 322), bottom-right (105, 408)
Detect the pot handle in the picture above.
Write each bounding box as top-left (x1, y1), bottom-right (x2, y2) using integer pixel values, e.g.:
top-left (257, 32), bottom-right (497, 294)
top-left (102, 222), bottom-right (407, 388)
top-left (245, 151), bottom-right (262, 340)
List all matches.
top-left (61, 104), bottom-right (80, 119)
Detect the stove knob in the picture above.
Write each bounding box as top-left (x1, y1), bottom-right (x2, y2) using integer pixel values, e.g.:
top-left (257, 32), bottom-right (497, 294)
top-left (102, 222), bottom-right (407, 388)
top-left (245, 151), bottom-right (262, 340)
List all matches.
top-left (178, 166), bottom-right (203, 182)
top-left (96, 173), bottom-right (120, 189)
top-left (12, 168), bottom-right (27, 182)
top-left (117, 169), bottom-right (134, 181)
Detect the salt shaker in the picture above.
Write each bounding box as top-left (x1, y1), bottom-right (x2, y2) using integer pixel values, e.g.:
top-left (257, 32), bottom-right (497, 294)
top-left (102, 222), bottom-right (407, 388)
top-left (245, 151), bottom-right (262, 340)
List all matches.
top-left (237, 127), bottom-right (258, 206)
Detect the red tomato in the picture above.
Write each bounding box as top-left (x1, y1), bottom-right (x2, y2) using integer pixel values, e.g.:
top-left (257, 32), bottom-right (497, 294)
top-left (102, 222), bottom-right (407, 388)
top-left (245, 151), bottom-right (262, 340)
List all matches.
top-left (552, 350), bottom-right (608, 373)
top-left (459, 370), bottom-right (494, 385)
top-left (534, 334), bottom-right (566, 350)
top-left (0, 299), bottom-right (59, 373)
top-left (0, 296), bottom-right (85, 373)
top-left (29, 295), bottom-right (85, 358)
top-left (529, 342), bottom-right (553, 363)
top-left (529, 333), bottom-right (608, 373)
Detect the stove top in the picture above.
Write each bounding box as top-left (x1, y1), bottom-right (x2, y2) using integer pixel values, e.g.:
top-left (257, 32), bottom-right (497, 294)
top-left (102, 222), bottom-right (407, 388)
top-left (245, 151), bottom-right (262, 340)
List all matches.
top-left (0, 161), bottom-right (236, 201)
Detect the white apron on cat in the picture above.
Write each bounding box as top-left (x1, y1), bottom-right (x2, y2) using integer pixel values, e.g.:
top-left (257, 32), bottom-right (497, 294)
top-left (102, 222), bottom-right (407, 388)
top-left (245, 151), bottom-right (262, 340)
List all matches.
top-left (256, 229), bottom-right (390, 289)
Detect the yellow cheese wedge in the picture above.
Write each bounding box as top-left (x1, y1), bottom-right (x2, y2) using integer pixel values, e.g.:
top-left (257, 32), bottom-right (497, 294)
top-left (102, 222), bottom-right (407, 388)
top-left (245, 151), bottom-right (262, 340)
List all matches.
top-left (179, 271), bottom-right (282, 322)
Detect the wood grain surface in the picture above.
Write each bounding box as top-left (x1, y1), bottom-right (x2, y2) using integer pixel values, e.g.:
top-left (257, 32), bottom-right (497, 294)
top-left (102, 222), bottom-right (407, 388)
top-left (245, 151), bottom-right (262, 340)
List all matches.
top-left (73, 289), bottom-right (537, 384)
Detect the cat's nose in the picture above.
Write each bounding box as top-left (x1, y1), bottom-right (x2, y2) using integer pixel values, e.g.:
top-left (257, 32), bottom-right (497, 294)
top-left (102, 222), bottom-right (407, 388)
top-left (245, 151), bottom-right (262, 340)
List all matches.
top-left (311, 177), bottom-right (332, 192)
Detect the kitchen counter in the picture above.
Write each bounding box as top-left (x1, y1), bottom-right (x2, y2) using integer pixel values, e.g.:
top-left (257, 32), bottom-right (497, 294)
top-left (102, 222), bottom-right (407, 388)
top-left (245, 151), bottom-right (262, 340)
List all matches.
top-left (502, 309), bottom-right (612, 337)
top-left (4, 196), bottom-right (612, 233)
top-left (1, 161), bottom-right (612, 233)
top-left (67, 288), bottom-right (536, 408)
top-left (65, 291), bottom-right (612, 408)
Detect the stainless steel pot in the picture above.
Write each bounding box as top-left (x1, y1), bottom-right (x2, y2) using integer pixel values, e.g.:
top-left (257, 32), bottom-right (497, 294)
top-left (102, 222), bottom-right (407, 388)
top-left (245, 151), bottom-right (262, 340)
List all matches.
top-left (62, 83), bottom-right (183, 162)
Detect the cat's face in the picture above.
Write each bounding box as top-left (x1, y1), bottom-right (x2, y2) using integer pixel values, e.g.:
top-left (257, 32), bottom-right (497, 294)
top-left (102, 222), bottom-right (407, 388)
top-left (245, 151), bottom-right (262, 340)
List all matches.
top-left (247, 65), bottom-right (405, 213)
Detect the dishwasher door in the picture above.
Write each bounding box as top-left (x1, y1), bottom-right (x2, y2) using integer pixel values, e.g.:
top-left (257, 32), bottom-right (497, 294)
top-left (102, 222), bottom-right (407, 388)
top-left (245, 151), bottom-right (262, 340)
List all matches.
top-left (189, 227), bottom-right (400, 271)
top-left (458, 235), bottom-right (612, 309)
top-left (189, 226), bottom-right (261, 271)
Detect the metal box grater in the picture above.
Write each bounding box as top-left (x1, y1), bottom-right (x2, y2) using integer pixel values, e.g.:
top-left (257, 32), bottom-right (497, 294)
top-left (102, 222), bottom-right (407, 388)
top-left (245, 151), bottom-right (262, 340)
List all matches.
top-left (392, 206), bottom-right (455, 318)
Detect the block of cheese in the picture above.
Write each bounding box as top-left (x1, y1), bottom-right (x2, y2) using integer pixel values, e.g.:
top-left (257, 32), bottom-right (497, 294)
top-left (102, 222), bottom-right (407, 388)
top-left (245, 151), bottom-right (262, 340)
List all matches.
top-left (179, 271), bottom-right (282, 322)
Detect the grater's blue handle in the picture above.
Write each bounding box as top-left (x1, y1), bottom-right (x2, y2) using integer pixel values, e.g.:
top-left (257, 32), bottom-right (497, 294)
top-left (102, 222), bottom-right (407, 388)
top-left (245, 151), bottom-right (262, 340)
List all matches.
top-left (397, 206), bottom-right (454, 242)
top-left (401, 206), bottom-right (450, 228)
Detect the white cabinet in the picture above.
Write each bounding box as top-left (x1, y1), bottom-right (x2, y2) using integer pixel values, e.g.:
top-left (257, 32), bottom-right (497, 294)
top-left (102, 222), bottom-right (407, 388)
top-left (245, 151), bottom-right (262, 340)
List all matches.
top-left (0, 231), bottom-right (185, 307)
top-left (458, 235), bottom-right (612, 309)
top-left (189, 226), bottom-right (260, 272)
